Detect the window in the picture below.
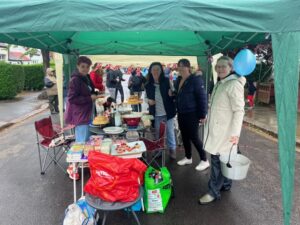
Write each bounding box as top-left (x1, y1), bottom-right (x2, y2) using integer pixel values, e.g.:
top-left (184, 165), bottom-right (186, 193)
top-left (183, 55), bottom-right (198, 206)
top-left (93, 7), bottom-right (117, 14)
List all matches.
top-left (0, 54), bottom-right (5, 61)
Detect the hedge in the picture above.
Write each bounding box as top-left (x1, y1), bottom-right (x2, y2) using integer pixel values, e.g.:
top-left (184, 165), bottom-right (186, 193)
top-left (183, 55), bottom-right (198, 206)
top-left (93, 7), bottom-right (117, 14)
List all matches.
top-left (0, 62), bottom-right (19, 99)
top-left (12, 64), bottom-right (25, 93)
top-left (23, 64), bottom-right (44, 91)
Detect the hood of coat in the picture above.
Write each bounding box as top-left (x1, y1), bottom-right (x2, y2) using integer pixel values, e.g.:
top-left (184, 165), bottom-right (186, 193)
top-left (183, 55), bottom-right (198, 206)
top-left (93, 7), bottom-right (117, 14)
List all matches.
top-left (220, 73), bottom-right (246, 86)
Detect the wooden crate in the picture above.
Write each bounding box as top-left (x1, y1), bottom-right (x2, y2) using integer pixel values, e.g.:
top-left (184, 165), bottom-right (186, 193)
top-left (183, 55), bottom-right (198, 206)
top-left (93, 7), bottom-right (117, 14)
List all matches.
top-left (257, 83), bottom-right (274, 104)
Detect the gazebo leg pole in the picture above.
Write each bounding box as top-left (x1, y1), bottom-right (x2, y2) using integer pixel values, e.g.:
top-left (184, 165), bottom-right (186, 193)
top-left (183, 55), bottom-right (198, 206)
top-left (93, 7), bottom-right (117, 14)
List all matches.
top-left (131, 210), bottom-right (141, 225)
top-left (102, 211), bottom-right (108, 225)
top-left (73, 162), bottom-right (76, 203)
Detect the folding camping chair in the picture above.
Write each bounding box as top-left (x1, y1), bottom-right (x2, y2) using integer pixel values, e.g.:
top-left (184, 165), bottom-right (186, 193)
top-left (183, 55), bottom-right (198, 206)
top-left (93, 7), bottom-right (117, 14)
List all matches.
top-left (140, 122), bottom-right (166, 168)
top-left (34, 117), bottom-right (74, 175)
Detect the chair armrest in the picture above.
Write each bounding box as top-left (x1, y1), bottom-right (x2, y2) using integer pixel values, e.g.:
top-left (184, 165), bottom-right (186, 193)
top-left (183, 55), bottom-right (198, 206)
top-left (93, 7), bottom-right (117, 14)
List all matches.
top-left (52, 124), bottom-right (75, 135)
top-left (62, 124), bottom-right (75, 131)
top-left (40, 133), bottom-right (60, 140)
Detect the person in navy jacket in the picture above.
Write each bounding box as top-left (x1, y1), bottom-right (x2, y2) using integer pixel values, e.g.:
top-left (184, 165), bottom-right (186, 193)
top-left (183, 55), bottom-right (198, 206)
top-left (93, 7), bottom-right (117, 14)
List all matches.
top-left (175, 59), bottom-right (209, 171)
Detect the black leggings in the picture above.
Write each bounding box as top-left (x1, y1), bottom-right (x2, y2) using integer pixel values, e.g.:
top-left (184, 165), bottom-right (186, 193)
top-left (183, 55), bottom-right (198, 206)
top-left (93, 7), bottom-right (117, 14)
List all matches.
top-left (115, 86), bottom-right (124, 103)
top-left (178, 112), bottom-right (207, 161)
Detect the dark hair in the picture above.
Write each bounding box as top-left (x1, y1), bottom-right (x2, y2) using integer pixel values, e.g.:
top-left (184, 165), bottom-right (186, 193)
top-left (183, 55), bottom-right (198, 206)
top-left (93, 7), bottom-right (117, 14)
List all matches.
top-left (107, 97), bottom-right (115, 103)
top-left (146, 62), bottom-right (165, 84)
top-left (177, 58), bottom-right (191, 68)
top-left (77, 56), bottom-right (92, 66)
top-left (92, 63), bottom-right (98, 70)
top-left (131, 68), bottom-right (137, 76)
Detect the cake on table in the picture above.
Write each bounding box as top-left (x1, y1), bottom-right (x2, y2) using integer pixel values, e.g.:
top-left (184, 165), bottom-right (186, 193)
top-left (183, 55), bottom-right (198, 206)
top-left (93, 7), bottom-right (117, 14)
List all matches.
top-left (127, 95), bottom-right (141, 104)
top-left (93, 116), bottom-right (109, 125)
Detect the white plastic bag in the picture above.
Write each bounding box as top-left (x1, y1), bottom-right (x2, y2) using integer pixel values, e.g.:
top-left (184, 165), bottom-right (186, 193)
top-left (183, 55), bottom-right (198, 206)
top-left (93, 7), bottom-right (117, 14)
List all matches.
top-left (63, 203), bottom-right (86, 225)
top-left (77, 197), bottom-right (96, 225)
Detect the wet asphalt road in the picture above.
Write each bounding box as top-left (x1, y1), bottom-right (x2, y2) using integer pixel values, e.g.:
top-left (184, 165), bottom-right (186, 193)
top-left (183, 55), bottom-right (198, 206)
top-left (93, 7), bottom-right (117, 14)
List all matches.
top-left (0, 111), bottom-right (299, 225)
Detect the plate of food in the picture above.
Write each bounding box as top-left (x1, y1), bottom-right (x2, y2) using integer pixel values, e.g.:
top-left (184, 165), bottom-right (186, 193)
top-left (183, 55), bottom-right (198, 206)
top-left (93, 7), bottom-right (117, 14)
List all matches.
top-left (103, 126), bottom-right (124, 134)
top-left (126, 95), bottom-right (143, 105)
top-left (111, 141), bottom-right (146, 156)
top-left (118, 105), bottom-right (132, 114)
top-left (92, 116), bottom-right (109, 127)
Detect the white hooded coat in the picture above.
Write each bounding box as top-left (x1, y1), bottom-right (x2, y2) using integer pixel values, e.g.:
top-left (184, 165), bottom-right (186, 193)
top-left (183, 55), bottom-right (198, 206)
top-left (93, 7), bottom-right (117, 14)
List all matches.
top-left (204, 74), bottom-right (246, 155)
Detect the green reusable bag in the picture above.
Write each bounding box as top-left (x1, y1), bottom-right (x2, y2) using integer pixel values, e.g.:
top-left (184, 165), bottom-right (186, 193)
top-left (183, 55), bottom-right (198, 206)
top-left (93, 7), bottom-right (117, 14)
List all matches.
top-left (144, 166), bottom-right (172, 213)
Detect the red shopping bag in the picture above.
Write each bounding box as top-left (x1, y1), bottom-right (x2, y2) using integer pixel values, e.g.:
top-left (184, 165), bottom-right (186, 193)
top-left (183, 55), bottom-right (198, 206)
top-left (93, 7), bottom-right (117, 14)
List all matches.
top-left (84, 151), bottom-right (147, 202)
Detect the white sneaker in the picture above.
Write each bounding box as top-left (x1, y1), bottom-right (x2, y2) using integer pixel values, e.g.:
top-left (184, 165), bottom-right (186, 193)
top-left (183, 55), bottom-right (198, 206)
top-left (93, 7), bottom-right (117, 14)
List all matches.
top-left (195, 160), bottom-right (210, 171)
top-left (177, 157), bottom-right (193, 166)
top-left (199, 193), bottom-right (215, 205)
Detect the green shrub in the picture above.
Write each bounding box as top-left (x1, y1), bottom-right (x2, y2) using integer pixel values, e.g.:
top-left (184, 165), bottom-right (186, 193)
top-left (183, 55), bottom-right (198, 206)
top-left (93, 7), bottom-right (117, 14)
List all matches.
top-left (11, 64), bottom-right (25, 93)
top-left (24, 64), bottom-right (44, 90)
top-left (0, 62), bottom-right (18, 99)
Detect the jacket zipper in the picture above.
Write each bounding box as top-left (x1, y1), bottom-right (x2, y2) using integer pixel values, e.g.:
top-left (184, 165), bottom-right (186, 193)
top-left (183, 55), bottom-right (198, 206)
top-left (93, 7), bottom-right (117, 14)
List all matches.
top-left (203, 82), bottom-right (221, 149)
top-left (177, 76), bottom-right (192, 112)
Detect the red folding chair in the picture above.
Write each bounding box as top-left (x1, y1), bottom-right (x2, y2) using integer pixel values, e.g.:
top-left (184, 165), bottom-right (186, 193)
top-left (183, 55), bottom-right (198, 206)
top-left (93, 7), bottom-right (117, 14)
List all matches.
top-left (140, 122), bottom-right (166, 168)
top-left (34, 117), bottom-right (74, 175)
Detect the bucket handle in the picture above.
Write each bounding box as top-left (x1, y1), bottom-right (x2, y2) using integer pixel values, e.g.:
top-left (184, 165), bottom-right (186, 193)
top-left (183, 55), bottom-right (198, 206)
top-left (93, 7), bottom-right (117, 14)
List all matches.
top-left (226, 144), bottom-right (236, 168)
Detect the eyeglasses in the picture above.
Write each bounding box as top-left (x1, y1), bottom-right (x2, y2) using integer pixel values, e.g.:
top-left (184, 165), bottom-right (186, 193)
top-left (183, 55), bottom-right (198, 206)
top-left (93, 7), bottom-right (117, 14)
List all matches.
top-left (215, 65), bottom-right (229, 69)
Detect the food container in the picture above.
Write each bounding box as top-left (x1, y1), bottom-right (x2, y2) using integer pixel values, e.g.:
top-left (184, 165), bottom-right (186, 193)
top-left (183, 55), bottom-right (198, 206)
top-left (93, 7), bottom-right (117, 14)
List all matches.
top-left (122, 114), bottom-right (142, 127)
top-left (100, 138), bottom-right (113, 154)
top-left (126, 131), bottom-right (140, 142)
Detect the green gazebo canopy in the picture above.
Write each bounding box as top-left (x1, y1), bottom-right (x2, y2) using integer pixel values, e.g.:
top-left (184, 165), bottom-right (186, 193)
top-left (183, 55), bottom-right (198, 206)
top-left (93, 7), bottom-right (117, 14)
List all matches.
top-left (1, 0), bottom-right (299, 56)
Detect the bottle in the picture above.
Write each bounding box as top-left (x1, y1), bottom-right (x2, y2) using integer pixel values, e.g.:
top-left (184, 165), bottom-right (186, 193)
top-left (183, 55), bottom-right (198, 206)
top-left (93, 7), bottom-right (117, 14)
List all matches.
top-left (114, 107), bottom-right (122, 127)
top-left (110, 109), bottom-right (115, 126)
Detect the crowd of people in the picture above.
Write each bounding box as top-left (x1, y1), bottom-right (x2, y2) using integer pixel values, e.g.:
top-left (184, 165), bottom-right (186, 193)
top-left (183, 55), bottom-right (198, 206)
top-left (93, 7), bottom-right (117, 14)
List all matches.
top-left (44, 55), bottom-right (245, 205)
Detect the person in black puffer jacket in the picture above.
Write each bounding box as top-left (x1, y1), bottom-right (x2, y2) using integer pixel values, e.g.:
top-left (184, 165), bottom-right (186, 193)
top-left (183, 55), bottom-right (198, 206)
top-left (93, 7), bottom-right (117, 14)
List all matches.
top-left (175, 59), bottom-right (209, 171)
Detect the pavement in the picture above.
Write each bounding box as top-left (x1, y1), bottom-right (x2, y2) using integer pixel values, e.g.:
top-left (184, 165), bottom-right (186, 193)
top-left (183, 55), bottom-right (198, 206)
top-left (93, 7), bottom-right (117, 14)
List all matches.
top-left (243, 105), bottom-right (300, 145)
top-left (0, 91), bottom-right (48, 131)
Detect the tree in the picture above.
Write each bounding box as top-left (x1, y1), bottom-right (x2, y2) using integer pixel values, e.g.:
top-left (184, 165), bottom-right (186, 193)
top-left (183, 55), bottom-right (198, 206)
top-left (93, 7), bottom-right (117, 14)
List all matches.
top-left (41, 49), bottom-right (50, 73)
top-left (7, 45), bottom-right (50, 73)
top-left (223, 38), bottom-right (273, 82)
top-left (22, 47), bottom-right (50, 73)
top-left (22, 47), bottom-right (38, 58)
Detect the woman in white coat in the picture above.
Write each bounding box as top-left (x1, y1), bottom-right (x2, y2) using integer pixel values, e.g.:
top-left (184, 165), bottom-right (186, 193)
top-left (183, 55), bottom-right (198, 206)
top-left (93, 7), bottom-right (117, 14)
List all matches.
top-left (199, 56), bottom-right (246, 204)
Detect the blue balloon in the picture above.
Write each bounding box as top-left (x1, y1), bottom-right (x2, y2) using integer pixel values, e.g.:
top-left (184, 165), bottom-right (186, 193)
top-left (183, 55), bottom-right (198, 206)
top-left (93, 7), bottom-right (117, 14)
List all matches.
top-left (233, 49), bottom-right (256, 76)
top-left (142, 68), bottom-right (148, 76)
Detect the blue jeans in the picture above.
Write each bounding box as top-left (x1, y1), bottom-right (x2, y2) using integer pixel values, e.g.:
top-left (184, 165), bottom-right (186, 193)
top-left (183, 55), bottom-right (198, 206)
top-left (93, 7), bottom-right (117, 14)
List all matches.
top-left (208, 154), bottom-right (232, 199)
top-left (155, 115), bottom-right (176, 151)
top-left (75, 124), bottom-right (90, 143)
